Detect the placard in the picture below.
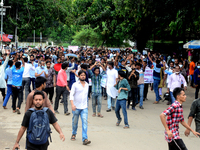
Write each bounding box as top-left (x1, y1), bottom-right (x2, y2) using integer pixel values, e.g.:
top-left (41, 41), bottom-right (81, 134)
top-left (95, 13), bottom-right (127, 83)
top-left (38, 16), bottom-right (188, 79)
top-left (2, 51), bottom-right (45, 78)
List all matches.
top-left (68, 46), bottom-right (78, 52)
top-left (144, 69), bottom-right (153, 83)
top-left (101, 74), bottom-right (107, 88)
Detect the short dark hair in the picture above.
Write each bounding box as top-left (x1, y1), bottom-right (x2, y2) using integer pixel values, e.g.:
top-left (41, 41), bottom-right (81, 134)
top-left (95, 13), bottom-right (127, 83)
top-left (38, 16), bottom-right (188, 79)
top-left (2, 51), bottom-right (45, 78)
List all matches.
top-left (35, 76), bottom-right (47, 88)
top-left (33, 90), bottom-right (45, 99)
top-left (197, 62), bottom-right (200, 65)
top-left (15, 62), bottom-right (21, 68)
top-left (94, 67), bottom-right (100, 72)
top-left (78, 70), bottom-right (86, 76)
top-left (8, 60), bottom-right (13, 66)
top-left (57, 57), bottom-right (61, 60)
top-left (46, 61), bottom-right (51, 64)
top-left (30, 54), bottom-right (34, 58)
top-left (135, 63), bottom-right (142, 68)
top-left (23, 57), bottom-right (28, 62)
top-left (107, 61), bottom-right (114, 68)
top-left (81, 64), bottom-right (88, 70)
top-left (62, 62), bottom-right (69, 69)
top-left (173, 87), bottom-right (184, 99)
top-left (118, 70), bottom-right (126, 78)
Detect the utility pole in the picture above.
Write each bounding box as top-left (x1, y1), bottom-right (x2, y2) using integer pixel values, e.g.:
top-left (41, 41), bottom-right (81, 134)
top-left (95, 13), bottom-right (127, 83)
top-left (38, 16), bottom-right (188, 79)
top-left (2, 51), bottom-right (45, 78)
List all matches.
top-left (15, 3), bottom-right (18, 49)
top-left (0, 0), bottom-right (11, 51)
top-left (33, 19), bottom-right (35, 46)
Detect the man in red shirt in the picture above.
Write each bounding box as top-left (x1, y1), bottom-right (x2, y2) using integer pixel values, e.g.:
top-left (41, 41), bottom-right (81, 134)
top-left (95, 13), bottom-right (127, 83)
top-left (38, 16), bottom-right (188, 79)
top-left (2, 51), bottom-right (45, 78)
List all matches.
top-left (160, 87), bottom-right (200, 150)
top-left (54, 62), bottom-right (70, 115)
top-left (54, 57), bottom-right (62, 75)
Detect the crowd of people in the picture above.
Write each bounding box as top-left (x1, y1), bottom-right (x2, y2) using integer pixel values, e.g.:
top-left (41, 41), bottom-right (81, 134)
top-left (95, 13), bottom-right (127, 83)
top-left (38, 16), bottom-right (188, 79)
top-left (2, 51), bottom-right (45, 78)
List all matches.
top-left (0, 46), bottom-right (199, 149)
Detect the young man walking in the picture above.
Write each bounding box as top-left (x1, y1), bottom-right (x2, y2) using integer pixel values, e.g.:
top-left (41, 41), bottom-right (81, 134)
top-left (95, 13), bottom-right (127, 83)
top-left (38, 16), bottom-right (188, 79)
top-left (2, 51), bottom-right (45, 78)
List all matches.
top-left (70, 70), bottom-right (91, 145)
top-left (54, 62), bottom-right (70, 115)
top-left (115, 71), bottom-right (131, 129)
top-left (88, 61), bottom-right (106, 118)
top-left (13, 91), bottom-right (65, 150)
top-left (160, 87), bottom-right (200, 150)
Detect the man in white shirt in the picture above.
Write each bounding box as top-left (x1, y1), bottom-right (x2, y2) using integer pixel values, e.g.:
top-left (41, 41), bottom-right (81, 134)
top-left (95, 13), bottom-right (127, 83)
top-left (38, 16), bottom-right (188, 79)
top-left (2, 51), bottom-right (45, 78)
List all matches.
top-left (106, 61), bottom-right (118, 112)
top-left (70, 70), bottom-right (91, 145)
top-left (22, 57), bottom-right (35, 102)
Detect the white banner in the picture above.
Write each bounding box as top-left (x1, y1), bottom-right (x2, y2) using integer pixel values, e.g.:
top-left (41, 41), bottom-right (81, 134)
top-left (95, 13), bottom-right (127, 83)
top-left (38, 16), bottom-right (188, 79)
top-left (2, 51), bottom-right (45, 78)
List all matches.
top-left (144, 69), bottom-right (153, 83)
top-left (68, 46), bottom-right (78, 52)
top-left (101, 74), bottom-right (107, 88)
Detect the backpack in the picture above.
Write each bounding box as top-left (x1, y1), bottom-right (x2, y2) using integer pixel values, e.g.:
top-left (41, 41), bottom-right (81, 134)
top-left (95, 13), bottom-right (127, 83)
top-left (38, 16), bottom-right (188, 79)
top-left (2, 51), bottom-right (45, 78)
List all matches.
top-left (27, 107), bottom-right (52, 145)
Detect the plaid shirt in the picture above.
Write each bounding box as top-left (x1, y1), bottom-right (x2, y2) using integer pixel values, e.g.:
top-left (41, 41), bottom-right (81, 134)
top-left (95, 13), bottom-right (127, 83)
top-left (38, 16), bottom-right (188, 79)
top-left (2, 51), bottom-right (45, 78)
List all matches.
top-left (163, 101), bottom-right (184, 142)
top-left (88, 70), bottom-right (105, 94)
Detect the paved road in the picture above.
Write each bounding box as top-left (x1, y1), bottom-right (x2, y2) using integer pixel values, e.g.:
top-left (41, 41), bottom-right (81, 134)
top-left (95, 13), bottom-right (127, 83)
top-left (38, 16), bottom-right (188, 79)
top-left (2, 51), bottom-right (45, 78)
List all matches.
top-left (0, 86), bottom-right (199, 150)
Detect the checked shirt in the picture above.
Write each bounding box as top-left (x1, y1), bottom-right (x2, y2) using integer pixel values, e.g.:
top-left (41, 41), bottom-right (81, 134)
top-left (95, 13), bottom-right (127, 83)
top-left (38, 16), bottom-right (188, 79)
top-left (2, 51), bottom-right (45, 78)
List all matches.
top-left (163, 101), bottom-right (184, 142)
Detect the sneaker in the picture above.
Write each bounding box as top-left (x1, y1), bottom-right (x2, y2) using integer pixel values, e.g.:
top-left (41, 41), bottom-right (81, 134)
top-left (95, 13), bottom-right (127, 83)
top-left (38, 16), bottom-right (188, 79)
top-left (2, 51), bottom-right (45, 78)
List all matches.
top-left (16, 109), bottom-right (21, 114)
top-left (132, 107), bottom-right (136, 110)
top-left (83, 139), bottom-right (91, 145)
top-left (139, 106), bottom-right (144, 109)
top-left (106, 109), bottom-right (111, 112)
top-left (112, 106), bottom-right (115, 110)
top-left (55, 110), bottom-right (59, 114)
top-left (64, 112), bottom-right (70, 115)
top-left (60, 100), bottom-right (64, 103)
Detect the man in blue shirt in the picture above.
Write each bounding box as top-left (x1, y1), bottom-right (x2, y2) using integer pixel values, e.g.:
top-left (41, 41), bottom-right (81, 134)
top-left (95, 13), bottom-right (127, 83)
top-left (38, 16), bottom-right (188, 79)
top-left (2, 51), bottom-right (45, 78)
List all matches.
top-left (12, 53), bottom-right (25, 114)
top-left (35, 61), bottom-right (48, 78)
top-left (194, 62), bottom-right (200, 99)
top-left (3, 60), bottom-right (13, 109)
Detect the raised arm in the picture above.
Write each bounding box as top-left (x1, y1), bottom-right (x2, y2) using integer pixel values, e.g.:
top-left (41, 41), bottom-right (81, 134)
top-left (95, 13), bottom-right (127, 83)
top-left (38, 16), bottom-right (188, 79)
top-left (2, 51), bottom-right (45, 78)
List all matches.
top-left (148, 52), bottom-right (154, 64)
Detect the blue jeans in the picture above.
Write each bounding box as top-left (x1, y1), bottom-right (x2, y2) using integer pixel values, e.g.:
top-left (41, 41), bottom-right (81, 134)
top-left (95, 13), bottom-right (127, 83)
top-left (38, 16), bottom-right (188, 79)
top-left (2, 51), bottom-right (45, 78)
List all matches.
top-left (137, 84), bottom-right (144, 107)
top-left (3, 85), bottom-right (12, 107)
top-left (107, 95), bottom-right (115, 109)
top-left (72, 108), bottom-right (88, 142)
top-left (170, 91), bottom-right (176, 104)
top-left (153, 79), bottom-right (161, 102)
top-left (115, 99), bottom-right (129, 126)
top-left (92, 93), bottom-right (102, 113)
top-left (30, 78), bottom-right (35, 90)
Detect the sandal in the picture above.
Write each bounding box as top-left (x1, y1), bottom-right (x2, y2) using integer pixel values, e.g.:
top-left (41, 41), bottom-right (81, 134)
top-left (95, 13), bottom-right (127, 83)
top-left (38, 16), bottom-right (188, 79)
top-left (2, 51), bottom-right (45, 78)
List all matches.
top-left (83, 139), bottom-right (91, 145)
top-left (153, 101), bottom-right (159, 104)
top-left (92, 113), bottom-right (96, 117)
top-left (97, 113), bottom-right (103, 118)
top-left (71, 134), bottom-right (76, 141)
top-left (123, 125), bottom-right (129, 129)
top-left (116, 119), bottom-right (121, 126)
top-left (3, 106), bottom-right (7, 109)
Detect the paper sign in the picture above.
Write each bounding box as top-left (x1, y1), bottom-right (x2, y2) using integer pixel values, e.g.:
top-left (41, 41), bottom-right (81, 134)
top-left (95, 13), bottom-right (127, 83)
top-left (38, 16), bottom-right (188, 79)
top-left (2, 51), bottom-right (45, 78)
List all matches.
top-left (68, 46), bottom-right (78, 52)
top-left (101, 74), bottom-right (107, 88)
top-left (144, 69), bottom-right (153, 83)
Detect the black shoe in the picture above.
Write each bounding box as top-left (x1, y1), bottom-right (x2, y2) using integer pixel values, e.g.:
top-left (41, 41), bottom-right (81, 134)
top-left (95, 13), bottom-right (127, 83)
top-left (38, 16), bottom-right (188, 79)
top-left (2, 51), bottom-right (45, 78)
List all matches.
top-left (83, 139), bottom-right (91, 145)
top-left (16, 109), bottom-right (21, 114)
top-left (112, 106), bottom-right (115, 110)
top-left (135, 102), bottom-right (139, 106)
top-left (106, 109), bottom-right (111, 112)
top-left (60, 100), bottom-right (64, 103)
top-left (64, 112), bottom-right (70, 116)
top-left (139, 106), bottom-right (144, 109)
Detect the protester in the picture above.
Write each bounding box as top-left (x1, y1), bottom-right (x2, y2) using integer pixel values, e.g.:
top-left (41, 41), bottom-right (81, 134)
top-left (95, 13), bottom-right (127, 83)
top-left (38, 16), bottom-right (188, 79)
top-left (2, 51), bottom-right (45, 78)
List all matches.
top-left (160, 87), bottom-right (200, 150)
top-left (35, 60), bottom-right (48, 78)
top-left (88, 61), bottom-right (106, 117)
top-left (54, 62), bottom-right (70, 115)
top-left (12, 91), bottom-right (65, 150)
top-left (106, 61), bottom-right (118, 112)
top-left (25, 76), bottom-right (54, 113)
top-left (115, 70), bottom-right (131, 128)
top-left (70, 70), bottom-right (91, 145)
top-left (194, 62), bottom-right (200, 99)
top-left (189, 58), bottom-right (196, 87)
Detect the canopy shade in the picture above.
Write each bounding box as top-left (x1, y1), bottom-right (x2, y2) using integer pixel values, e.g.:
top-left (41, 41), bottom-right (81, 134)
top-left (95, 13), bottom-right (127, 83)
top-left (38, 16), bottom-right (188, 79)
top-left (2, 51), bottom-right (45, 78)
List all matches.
top-left (183, 40), bottom-right (200, 49)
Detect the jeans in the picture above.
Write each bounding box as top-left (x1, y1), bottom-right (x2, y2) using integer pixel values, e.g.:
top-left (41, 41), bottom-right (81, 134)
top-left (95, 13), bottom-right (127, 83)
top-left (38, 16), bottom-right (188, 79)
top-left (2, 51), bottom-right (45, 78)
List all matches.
top-left (115, 99), bottom-right (129, 126)
top-left (44, 87), bottom-right (54, 101)
top-left (168, 139), bottom-right (187, 150)
top-left (128, 88), bottom-right (137, 108)
top-left (54, 86), bottom-right (69, 113)
top-left (72, 108), bottom-right (88, 142)
top-left (107, 95), bottom-right (115, 109)
top-left (30, 78), bottom-right (35, 90)
top-left (12, 86), bottom-right (23, 110)
top-left (3, 85), bottom-right (12, 107)
top-left (195, 84), bottom-right (200, 99)
top-left (190, 75), bottom-right (194, 86)
top-left (88, 86), bottom-right (92, 98)
top-left (92, 93), bottom-right (102, 113)
top-left (170, 91), bottom-right (176, 104)
top-left (144, 83), bottom-right (149, 99)
top-left (22, 77), bottom-right (30, 102)
top-left (153, 79), bottom-right (161, 102)
top-left (138, 84), bottom-right (144, 107)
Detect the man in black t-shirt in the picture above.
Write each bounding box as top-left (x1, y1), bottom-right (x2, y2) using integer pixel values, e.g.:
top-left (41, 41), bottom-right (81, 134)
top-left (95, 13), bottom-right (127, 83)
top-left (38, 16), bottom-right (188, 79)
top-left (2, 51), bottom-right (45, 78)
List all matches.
top-left (12, 91), bottom-right (65, 150)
